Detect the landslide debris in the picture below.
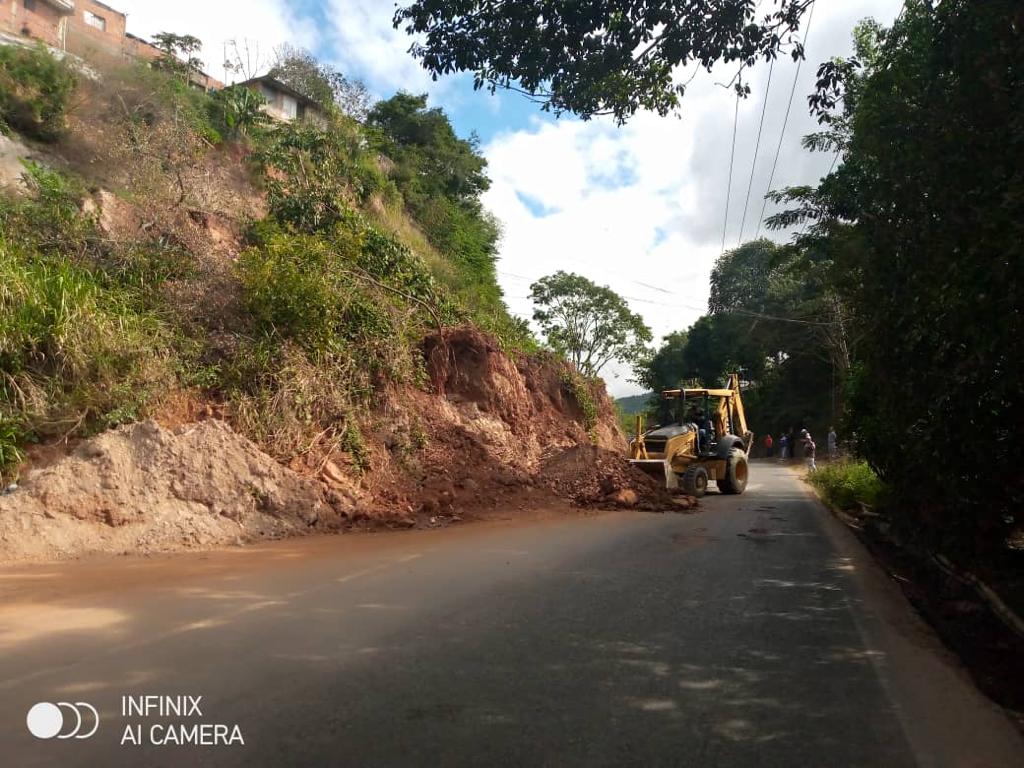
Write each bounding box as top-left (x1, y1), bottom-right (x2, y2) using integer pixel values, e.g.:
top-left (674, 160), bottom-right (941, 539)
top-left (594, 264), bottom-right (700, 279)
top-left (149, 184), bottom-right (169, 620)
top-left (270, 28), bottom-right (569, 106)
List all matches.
top-left (539, 445), bottom-right (697, 512)
top-left (0, 420), bottom-right (340, 561)
top-left (0, 328), bottom-right (695, 562)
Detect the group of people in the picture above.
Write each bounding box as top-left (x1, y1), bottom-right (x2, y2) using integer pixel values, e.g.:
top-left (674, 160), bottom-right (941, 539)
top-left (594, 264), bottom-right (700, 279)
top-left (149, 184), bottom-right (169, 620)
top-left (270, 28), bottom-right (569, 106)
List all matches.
top-left (762, 427), bottom-right (838, 472)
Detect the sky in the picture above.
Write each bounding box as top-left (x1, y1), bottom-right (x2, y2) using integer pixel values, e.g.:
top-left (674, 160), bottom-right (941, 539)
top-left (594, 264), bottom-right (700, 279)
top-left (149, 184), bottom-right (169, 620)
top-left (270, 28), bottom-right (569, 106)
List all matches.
top-left (115, 0), bottom-right (905, 397)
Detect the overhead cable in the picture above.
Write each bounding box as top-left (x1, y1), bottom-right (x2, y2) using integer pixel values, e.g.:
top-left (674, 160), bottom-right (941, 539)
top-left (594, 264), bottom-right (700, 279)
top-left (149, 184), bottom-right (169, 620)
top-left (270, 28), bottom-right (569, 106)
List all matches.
top-left (755, 0), bottom-right (818, 238)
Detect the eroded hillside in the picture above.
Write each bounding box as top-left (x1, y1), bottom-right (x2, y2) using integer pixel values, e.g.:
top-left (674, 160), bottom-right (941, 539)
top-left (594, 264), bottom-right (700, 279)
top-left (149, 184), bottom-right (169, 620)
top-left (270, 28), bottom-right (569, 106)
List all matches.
top-left (0, 44), bottom-right (685, 560)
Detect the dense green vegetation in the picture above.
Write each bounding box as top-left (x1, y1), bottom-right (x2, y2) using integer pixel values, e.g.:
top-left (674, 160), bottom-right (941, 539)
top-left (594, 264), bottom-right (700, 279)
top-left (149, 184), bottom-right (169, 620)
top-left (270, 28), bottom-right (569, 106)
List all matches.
top-left (366, 93), bottom-right (514, 336)
top-left (634, 238), bottom-right (840, 437)
top-left (0, 44), bottom-right (76, 140)
top-left (633, 1), bottom-right (1021, 556)
top-left (0, 46), bottom-right (527, 476)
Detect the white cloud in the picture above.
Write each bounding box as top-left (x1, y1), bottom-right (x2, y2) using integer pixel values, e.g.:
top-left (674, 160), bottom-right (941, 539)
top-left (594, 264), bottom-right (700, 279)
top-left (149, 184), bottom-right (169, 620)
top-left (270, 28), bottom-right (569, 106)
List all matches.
top-left (323, 0), bottom-right (431, 94)
top-left (322, 0), bottom-right (466, 102)
top-left (483, 0), bottom-right (905, 398)
top-left (115, 0), bottom-right (319, 83)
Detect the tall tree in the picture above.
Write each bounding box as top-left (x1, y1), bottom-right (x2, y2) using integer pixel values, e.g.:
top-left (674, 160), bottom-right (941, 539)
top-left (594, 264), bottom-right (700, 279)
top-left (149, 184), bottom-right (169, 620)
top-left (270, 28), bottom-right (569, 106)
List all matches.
top-left (530, 271), bottom-right (652, 377)
top-left (394, 0), bottom-right (814, 122)
top-left (152, 32), bottom-right (204, 85)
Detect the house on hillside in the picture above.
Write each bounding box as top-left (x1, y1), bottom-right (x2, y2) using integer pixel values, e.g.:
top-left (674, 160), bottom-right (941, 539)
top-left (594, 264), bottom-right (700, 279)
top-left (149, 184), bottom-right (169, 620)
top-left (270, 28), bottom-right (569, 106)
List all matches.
top-left (238, 75), bottom-right (328, 126)
top-left (1, 0), bottom-right (223, 90)
top-left (64, 0), bottom-right (125, 59)
top-left (0, 0), bottom-right (75, 49)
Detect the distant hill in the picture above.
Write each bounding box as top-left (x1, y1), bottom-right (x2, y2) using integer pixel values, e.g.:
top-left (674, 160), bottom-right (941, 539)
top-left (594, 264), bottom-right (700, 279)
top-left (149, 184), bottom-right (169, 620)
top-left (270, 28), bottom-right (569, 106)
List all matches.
top-left (615, 394), bottom-right (653, 414)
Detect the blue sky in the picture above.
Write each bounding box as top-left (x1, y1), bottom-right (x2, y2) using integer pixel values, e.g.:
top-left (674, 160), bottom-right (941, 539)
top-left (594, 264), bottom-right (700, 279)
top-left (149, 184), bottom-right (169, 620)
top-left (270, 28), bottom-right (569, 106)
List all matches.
top-left (118, 0), bottom-right (905, 397)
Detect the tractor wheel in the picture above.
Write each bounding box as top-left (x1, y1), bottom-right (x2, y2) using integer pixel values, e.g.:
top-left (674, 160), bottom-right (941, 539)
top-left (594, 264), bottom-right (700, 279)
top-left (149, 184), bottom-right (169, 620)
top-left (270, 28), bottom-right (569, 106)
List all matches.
top-left (717, 448), bottom-right (749, 494)
top-left (681, 465), bottom-right (709, 498)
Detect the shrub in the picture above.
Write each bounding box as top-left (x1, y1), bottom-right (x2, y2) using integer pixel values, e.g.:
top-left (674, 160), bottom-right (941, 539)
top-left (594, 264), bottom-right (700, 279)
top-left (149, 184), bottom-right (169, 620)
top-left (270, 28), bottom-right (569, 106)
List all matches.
top-left (0, 416), bottom-right (23, 480)
top-left (236, 225), bottom-right (435, 359)
top-left (255, 119), bottom-right (394, 233)
top-left (809, 460), bottom-right (886, 511)
top-left (231, 219), bottom-right (444, 459)
top-left (0, 161), bottom-right (93, 254)
top-left (0, 44), bottom-right (76, 141)
top-left (0, 163), bottom-right (190, 300)
top-left (561, 371), bottom-right (598, 442)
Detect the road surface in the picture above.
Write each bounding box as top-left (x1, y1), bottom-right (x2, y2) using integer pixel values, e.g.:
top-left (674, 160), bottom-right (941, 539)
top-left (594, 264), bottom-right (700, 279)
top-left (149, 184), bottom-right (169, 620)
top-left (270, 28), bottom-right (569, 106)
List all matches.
top-left (1, 462), bottom-right (1021, 767)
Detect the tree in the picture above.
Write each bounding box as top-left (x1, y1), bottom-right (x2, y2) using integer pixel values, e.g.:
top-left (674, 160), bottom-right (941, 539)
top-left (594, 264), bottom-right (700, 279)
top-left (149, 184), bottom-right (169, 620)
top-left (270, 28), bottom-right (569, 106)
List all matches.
top-left (268, 45), bottom-right (372, 120)
top-left (366, 93), bottom-right (502, 312)
top-left (635, 330), bottom-right (689, 394)
top-left (152, 32), bottom-right (204, 85)
top-left (394, 0), bottom-right (814, 122)
top-left (771, 0), bottom-right (1024, 555)
top-left (530, 271), bottom-right (652, 377)
top-left (367, 93), bottom-right (489, 203)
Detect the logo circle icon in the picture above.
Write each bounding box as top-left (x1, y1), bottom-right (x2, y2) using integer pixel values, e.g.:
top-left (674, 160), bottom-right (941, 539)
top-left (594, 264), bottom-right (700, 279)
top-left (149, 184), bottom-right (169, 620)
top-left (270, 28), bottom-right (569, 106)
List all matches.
top-left (26, 702), bottom-right (99, 739)
top-left (26, 702), bottom-right (63, 739)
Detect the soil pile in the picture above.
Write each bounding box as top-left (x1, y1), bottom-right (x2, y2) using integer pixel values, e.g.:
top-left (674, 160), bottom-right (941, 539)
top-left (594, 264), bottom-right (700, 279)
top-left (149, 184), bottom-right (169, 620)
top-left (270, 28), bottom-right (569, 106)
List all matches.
top-left (0, 420), bottom-right (340, 561)
top-left (539, 445), bottom-right (697, 512)
top-left (348, 327), bottom-right (635, 524)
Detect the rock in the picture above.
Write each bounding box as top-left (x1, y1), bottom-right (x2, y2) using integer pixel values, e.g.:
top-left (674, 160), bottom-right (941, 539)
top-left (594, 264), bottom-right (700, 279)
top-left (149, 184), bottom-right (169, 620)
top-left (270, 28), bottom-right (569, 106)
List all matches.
top-left (610, 488), bottom-right (639, 508)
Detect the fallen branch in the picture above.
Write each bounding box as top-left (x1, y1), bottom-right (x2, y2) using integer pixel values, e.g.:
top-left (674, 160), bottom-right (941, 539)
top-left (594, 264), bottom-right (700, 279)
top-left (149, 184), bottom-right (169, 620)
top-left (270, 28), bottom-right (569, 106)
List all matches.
top-left (931, 553), bottom-right (1024, 641)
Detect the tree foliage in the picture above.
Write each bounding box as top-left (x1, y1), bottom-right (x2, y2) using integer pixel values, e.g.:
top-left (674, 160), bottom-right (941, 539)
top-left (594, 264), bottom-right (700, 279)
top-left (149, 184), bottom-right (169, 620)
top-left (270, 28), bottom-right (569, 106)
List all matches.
top-left (368, 92), bottom-right (489, 203)
top-left (394, 0), bottom-right (814, 122)
top-left (208, 85), bottom-right (269, 139)
top-left (530, 271), bottom-right (651, 377)
top-left (635, 238), bottom-right (845, 443)
top-left (152, 32), bottom-right (204, 85)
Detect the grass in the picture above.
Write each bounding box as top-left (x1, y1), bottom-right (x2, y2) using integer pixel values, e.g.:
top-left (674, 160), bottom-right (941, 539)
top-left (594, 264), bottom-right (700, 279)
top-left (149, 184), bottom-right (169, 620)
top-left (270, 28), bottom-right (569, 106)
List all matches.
top-left (561, 371), bottom-right (599, 442)
top-left (808, 459), bottom-right (887, 511)
top-left (0, 163), bottom-right (177, 479)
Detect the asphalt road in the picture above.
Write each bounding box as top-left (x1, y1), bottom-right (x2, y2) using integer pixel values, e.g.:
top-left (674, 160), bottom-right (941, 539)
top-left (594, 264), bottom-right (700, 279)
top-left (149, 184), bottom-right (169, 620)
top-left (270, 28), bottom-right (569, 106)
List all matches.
top-left (1, 462), bottom-right (1021, 767)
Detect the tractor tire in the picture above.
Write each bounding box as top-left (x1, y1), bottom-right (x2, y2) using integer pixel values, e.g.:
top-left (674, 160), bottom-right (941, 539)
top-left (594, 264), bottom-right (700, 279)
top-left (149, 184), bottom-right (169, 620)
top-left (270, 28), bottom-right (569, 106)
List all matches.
top-left (717, 448), bottom-right (749, 495)
top-left (681, 465), bottom-right (709, 498)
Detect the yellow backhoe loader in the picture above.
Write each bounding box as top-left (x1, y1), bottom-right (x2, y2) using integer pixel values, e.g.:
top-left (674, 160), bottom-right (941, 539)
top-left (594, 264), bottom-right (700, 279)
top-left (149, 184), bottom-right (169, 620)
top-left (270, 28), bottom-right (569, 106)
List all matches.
top-left (629, 373), bottom-right (754, 497)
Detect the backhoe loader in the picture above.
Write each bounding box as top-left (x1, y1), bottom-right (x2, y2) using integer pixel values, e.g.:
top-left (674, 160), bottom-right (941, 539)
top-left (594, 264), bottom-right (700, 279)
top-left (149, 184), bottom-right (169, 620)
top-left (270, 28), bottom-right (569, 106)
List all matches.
top-left (628, 373), bottom-right (754, 497)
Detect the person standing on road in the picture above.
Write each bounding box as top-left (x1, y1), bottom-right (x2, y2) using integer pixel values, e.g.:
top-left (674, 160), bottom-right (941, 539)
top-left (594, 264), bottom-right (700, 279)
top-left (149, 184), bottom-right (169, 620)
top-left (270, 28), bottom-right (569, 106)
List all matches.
top-left (828, 427), bottom-right (838, 460)
top-left (805, 434), bottom-right (817, 472)
top-left (763, 433), bottom-right (774, 458)
top-left (779, 433), bottom-right (789, 460)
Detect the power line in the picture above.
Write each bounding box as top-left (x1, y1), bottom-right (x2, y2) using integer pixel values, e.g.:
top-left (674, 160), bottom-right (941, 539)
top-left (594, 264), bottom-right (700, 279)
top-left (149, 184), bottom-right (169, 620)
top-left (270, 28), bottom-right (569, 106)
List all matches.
top-left (721, 86), bottom-right (741, 253)
top-left (755, 0), bottom-right (818, 239)
top-left (737, 56), bottom-right (775, 245)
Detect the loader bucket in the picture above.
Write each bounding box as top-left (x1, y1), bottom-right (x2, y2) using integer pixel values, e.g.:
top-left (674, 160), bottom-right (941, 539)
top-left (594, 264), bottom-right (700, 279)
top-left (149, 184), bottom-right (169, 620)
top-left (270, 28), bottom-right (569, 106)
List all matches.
top-left (629, 459), bottom-right (678, 491)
